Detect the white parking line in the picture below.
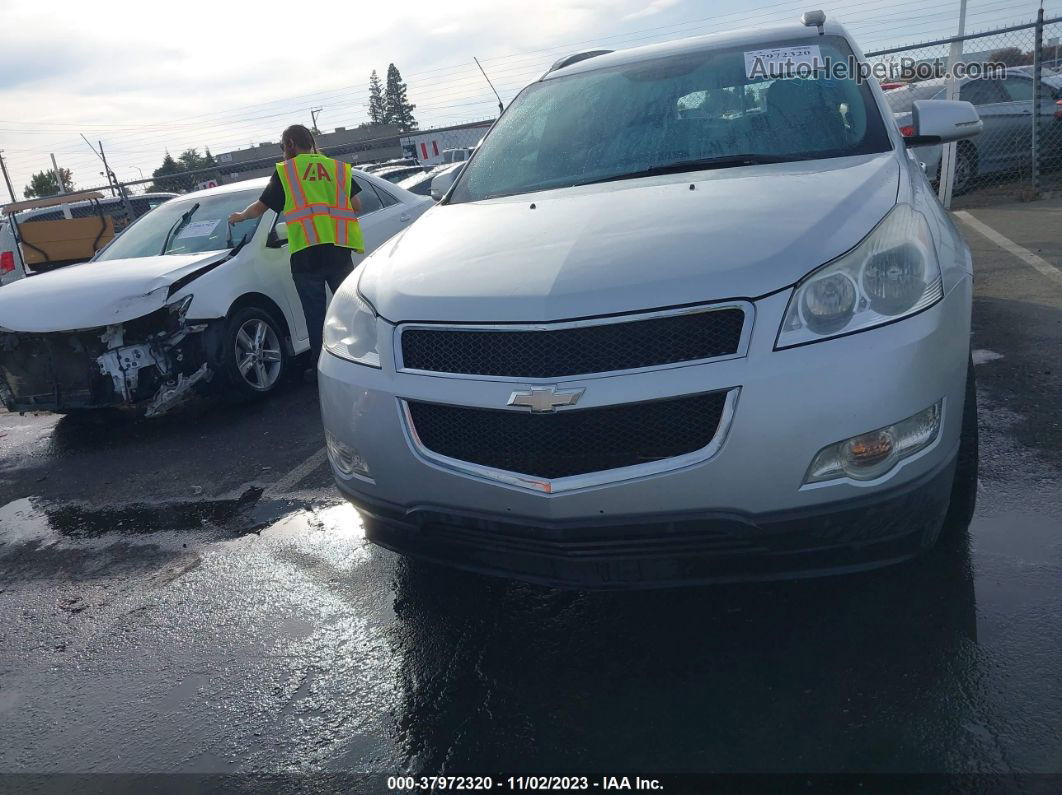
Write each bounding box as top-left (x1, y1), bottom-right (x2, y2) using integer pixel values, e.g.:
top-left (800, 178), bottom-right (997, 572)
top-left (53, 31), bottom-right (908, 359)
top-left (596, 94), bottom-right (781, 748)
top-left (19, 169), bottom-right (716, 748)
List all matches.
top-left (955, 210), bottom-right (1062, 289)
top-left (264, 446), bottom-right (328, 497)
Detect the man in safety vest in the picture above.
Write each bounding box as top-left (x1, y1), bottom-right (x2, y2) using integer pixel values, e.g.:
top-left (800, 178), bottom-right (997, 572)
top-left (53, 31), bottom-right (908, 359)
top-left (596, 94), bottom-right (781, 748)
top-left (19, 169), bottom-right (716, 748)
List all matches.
top-left (228, 124), bottom-right (364, 363)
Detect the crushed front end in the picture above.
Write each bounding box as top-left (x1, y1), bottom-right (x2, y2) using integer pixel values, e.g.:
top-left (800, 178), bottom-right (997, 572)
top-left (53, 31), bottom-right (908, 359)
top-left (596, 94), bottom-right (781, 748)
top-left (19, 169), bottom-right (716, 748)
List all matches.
top-left (0, 298), bottom-right (213, 416)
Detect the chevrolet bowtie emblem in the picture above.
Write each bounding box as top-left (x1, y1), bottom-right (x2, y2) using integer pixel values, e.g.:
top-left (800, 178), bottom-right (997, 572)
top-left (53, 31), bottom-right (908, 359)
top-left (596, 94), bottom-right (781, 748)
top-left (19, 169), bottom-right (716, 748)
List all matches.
top-left (507, 386), bottom-right (585, 413)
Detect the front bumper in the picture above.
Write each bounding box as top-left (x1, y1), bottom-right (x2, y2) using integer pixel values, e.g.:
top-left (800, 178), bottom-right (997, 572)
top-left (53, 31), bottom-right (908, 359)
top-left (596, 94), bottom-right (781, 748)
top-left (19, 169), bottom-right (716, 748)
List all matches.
top-left (320, 281), bottom-right (972, 587)
top-left (0, 316), bottom-right (214, 414)
top-left (339, 453), bottom-right (955, 588)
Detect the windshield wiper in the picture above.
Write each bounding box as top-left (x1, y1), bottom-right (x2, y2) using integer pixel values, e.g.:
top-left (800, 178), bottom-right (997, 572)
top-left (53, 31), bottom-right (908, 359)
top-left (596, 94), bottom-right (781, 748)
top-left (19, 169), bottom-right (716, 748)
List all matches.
top-left (229, 231), bottom-right (250, 256)
top-left (160, 202), bottom-right (200, 255)
top-left (579, 154), bottom-right (809, 186)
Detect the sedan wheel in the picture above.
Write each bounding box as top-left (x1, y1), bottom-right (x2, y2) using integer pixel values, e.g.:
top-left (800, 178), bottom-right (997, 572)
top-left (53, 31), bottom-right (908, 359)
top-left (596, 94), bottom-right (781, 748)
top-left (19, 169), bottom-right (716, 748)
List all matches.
top-left (235, 318), bottom-right (283, 391)
top-left (222, 306), bottom-right (289, 400)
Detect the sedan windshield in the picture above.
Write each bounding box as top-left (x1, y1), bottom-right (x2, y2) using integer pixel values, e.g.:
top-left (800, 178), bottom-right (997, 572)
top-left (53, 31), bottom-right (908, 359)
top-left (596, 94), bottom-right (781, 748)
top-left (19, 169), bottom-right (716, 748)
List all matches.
top-left (450, 36), bottom-right (891, 202)
top-left (95, 189), bottom-right (263, 261)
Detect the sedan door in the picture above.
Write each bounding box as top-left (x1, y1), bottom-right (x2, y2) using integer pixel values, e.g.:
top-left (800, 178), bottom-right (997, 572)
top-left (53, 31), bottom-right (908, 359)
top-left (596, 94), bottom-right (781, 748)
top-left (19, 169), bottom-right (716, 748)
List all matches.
top-left (350, 176), bottom-right (418, 266)
top-left (958, 78), bottom-right (1012, 173)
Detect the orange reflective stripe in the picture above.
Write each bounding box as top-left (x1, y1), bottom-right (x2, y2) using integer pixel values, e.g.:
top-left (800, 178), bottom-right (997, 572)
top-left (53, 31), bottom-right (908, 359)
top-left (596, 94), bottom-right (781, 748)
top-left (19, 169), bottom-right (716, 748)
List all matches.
top-left (337, 219), bottom-right (348, 246)
top-left (334, 160), bottom-right (345, 208)
top-left (284, 158), bottom-right (309, 208)
top-left (284, 204), bottom-right (336, 222)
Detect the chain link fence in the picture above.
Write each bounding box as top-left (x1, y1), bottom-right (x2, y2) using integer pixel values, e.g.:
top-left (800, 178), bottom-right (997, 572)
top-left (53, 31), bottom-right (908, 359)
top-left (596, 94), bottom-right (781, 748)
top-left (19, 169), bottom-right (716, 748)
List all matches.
top-left (869, 13), bottom-right (1062, 208)
top-left (6, 15), bottom-right (1062, 275)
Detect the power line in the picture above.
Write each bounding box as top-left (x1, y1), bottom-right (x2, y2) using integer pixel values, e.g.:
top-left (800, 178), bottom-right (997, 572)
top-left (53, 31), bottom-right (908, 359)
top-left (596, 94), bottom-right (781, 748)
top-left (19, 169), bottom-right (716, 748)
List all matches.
top-left (0, 0), bottom-right (1053, 185)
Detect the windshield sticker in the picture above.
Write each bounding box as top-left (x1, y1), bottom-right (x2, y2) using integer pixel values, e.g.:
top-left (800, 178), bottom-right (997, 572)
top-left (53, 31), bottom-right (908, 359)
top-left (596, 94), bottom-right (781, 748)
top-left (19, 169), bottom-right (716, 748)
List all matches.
top-left (176, 219), bottom-right (221, 239)
top-left (745, 45), bottom-right (822, 79)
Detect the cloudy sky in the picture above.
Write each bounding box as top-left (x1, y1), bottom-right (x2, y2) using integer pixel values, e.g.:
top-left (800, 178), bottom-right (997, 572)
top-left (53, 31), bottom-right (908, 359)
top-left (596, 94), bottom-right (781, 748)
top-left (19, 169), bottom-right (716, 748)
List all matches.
top-left (0, 0), bottom-right (1054, 195)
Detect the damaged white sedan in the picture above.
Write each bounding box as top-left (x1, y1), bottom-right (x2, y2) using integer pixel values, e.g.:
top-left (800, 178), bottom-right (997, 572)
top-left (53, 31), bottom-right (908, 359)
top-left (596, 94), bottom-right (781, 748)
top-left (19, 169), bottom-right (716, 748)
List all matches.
top-left (0, 175), bottom-right (429, 416)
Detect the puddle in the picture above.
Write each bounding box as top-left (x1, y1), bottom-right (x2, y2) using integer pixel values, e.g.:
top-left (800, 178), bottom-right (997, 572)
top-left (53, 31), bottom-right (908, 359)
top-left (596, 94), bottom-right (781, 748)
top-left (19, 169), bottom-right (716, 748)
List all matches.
top-left (0, 487), bottom-right (287, 547)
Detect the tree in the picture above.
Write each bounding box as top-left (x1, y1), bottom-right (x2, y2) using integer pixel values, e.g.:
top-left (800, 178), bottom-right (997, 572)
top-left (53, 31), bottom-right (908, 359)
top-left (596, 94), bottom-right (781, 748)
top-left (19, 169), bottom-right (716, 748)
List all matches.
top-left (384, 63), bottom-right (418, 130)
top-left (148, 152), bottom-right (193, 193)
top-left (368, 70), bottom-right (386, 125)
top-left (989, 47), bottom-right (1033, 67)
top-left (147, 148), bottom-right (219, 193)
top-left (23, 168), bottom-right (74, 199)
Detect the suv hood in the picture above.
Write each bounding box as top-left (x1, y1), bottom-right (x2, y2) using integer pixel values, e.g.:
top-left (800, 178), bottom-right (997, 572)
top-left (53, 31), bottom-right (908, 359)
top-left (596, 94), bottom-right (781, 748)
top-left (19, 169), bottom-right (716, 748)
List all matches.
top-left (360, 153), bottom-right (900, 322)
top-left (0, 251), bottom-right (226, 332)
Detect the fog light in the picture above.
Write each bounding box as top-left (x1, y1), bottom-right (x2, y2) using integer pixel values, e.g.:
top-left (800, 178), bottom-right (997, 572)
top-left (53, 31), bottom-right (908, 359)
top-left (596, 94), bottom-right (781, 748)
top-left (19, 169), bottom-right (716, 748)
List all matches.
top-left (326, 432), bottom-right (371, 479)
top-left (804, 401), bottom-right (941, 484)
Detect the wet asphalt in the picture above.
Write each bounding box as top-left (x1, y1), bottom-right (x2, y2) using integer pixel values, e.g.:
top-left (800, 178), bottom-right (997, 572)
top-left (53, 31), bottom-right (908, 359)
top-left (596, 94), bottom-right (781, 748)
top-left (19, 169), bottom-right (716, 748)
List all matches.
top-left (0, 202), bottom-right (1060, 778)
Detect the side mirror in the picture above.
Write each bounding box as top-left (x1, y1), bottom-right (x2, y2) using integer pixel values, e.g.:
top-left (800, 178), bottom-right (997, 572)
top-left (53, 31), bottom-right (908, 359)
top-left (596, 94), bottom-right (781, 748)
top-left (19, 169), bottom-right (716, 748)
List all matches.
top-left (907, 99), bottom-right (982, 146)
top-left (267, 220), bottom-right (288, 248)
top-left (430, 167), bottom-right (460, 201)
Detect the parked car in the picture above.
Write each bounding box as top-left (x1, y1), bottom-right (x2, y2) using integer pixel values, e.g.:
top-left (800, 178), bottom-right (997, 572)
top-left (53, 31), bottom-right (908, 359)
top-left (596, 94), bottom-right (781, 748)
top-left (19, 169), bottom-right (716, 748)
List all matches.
top-left (1005, 64), bottom-right (1062, 90)
top-left (363, 158), bottom-right (420, 174)
top-left (885, 69), bottom-right (1062, 193)
top-left (318, 14), bottom-right (982, 587)
top-left (1, 192), bottom-right (175, 287)
top-left (0, 171), bottom-right (430, 415)
top-left (439, 147), bottom-right (473, 164)
top-left (371, 165), bottom-right (428, 184)
top-left (396, 164), bottom-right (454, 198)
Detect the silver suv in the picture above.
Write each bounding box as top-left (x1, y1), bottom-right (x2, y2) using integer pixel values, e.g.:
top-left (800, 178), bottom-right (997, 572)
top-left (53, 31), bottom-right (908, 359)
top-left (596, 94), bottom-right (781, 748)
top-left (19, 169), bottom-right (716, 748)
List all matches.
top-left (318, 14), bottom-right (983, 588)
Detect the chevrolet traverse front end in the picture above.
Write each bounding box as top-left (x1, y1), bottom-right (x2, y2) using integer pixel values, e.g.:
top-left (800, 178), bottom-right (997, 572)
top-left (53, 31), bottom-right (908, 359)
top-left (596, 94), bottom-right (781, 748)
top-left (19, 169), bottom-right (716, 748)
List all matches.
top-left (318, 17), bottom-right (982, 588)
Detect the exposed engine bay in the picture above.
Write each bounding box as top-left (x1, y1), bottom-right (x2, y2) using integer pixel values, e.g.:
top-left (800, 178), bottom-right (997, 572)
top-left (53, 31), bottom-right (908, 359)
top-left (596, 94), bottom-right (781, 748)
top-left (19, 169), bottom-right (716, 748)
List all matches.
top-left (0, 298), bottom-right (225, 417)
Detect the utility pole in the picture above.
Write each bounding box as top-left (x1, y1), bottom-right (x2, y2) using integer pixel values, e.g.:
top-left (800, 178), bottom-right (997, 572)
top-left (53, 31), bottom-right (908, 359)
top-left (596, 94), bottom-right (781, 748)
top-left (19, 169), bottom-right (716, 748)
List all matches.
top-left (0, 150), bottom-right (16, 204)
top-left (938, 0), bottom-right (968, 209)
top-left (98, 140), bottom-right (117, 197)
top-left (79, 133), bottom-right (134, 221)
top-left (50, 153), bottom-right (66, 195)
top-left (474, 57), bottom-right (505, 116)
top-left (310, 107), bottom-right (323, 135)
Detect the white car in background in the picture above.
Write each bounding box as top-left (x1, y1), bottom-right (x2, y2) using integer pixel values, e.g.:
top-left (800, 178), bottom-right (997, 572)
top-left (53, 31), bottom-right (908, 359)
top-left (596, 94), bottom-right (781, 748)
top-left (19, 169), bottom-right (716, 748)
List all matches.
top-left (0, 171), bottom-right (430, 415)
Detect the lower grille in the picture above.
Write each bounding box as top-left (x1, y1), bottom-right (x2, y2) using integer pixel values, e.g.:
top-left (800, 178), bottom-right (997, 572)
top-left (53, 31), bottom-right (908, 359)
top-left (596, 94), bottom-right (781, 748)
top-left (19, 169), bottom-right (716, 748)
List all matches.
top-left (421, 521), bottom-right (764, 559)
top-left (406, 391), bottom-right (729, 480)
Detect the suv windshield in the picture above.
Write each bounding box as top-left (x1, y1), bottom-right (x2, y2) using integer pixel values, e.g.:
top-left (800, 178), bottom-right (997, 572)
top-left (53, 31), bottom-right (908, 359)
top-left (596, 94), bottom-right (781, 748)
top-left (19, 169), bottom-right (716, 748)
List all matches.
top-left (450, 36), bottom-right (891, 202)
top-left (95, 189), bottom-right (263, 261)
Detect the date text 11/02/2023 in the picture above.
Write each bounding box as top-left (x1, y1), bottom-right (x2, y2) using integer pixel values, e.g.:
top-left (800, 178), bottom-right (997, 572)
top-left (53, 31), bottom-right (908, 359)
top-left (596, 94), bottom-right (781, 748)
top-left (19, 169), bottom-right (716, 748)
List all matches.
top-left (386, 775), bottom-right (664, 791)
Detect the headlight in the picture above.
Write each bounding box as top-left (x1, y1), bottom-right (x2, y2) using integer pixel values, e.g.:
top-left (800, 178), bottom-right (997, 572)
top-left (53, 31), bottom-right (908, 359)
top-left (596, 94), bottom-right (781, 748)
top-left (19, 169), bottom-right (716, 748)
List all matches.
top-left (323, 278), bottom-right (380, 367)
top-left (777, 204), bottom-right (942, 348)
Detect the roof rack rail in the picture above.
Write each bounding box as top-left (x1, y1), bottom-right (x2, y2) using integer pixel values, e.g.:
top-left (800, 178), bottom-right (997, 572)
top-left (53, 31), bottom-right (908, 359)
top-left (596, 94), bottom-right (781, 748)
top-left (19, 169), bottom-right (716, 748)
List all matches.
top-left (545, 49), bottom-right (613, 76)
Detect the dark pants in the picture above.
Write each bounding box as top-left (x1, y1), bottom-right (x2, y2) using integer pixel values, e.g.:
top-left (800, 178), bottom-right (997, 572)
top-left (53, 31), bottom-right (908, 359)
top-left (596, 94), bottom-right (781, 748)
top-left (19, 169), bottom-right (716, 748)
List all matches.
top-left (292, 262), bottom-right (353, 360)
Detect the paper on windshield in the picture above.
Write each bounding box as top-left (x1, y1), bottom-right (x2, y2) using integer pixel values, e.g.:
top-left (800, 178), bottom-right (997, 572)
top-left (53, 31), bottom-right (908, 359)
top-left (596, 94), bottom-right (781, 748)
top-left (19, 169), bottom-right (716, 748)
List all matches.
top-left (176, 219), bottom-right (221, 239)
top-left (744, 45), bottom-right (822, 79)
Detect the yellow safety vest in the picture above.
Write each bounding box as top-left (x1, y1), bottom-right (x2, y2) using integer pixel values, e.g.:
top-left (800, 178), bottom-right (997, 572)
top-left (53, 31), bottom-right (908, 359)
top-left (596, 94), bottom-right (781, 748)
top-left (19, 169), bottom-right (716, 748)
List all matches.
top-left (276, 154), bottom-right (365, 254)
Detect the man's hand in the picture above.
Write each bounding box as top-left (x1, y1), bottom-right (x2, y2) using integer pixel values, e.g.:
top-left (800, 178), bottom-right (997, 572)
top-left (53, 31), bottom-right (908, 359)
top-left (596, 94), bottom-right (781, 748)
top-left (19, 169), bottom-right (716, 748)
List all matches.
top-left (229, 201), bottom-right (267, 226)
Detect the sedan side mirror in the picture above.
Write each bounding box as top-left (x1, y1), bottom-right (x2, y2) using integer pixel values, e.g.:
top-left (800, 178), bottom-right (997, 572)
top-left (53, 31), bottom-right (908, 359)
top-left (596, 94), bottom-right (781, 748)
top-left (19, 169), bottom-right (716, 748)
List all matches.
top-left (906, 99), bottom-right (982, 147)
top-left (267, 220), bottom-right (288, 248)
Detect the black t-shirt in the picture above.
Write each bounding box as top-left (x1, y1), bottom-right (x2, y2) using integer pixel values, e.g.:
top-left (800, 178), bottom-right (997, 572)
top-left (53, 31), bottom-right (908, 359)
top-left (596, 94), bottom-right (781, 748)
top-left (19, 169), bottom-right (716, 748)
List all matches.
top-left (260, 167), bottom-right (363, 273)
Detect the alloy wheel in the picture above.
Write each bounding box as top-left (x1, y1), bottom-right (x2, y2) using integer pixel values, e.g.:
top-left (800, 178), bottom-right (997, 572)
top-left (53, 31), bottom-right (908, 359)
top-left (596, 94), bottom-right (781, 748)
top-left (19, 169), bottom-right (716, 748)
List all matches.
top-left (234, 318), bottom-right (283, 391)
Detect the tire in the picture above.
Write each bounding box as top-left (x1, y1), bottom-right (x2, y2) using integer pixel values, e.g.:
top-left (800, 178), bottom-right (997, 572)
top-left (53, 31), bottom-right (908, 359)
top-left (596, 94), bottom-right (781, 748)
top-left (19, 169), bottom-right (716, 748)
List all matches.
top-left (952, 143), bottom-right (977, 196)
top-left (944, 356), bottom-right (979, 532)
top-left (221, 306), bottom-right (289, 399)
